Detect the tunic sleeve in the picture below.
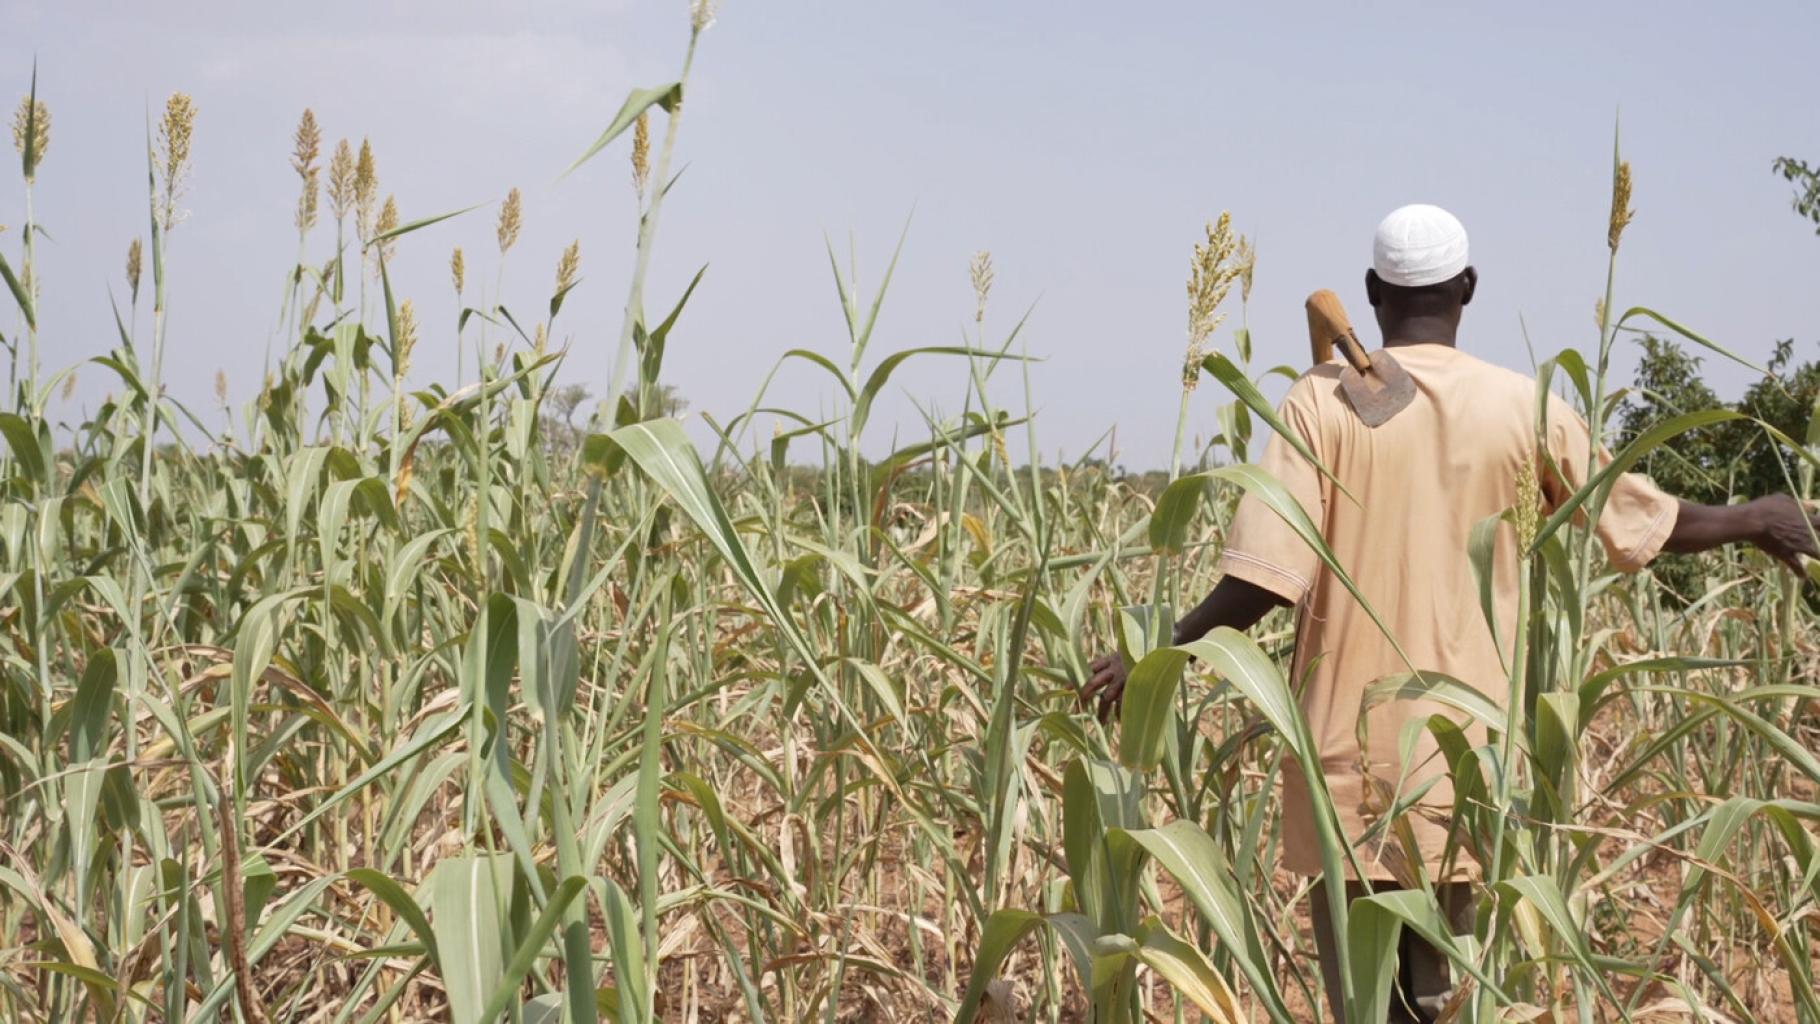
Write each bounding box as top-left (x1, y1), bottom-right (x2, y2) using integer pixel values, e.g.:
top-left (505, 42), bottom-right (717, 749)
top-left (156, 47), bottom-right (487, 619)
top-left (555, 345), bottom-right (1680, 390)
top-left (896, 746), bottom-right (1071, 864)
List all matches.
top-left (1541, 394), bottom-right (1679, 572)
top-left (1216, 380), bottom-right (1327, 603)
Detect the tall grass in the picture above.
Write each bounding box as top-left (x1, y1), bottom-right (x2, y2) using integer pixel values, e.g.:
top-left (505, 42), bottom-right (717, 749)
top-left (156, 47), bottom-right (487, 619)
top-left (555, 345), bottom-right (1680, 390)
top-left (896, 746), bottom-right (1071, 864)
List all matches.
top-left (1, 9), bottom-right (1817, 1023)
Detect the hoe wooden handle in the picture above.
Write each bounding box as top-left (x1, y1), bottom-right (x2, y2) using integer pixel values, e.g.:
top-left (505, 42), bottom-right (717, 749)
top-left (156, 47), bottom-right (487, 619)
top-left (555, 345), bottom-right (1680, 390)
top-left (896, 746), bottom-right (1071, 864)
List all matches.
top-left (1305, 289), bottom-right (1372, 374)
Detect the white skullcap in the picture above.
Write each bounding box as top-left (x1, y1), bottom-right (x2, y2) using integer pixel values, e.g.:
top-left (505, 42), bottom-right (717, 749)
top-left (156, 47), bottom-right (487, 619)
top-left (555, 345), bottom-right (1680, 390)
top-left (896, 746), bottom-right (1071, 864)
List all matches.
top-left (1372, 204), bottom-right (1469, 287)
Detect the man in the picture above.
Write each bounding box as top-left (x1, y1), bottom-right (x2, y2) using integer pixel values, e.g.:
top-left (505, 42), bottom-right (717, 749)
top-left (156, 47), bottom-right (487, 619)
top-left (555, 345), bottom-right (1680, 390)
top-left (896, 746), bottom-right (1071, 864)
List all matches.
top-left (1080, 204), bottom-right (1820, 1022)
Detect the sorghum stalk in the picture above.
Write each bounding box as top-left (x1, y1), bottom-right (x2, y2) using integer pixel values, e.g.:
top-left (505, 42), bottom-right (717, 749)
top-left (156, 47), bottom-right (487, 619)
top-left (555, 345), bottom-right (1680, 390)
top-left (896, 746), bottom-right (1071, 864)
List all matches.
top-left (13, 90), bottom-right (49, 407)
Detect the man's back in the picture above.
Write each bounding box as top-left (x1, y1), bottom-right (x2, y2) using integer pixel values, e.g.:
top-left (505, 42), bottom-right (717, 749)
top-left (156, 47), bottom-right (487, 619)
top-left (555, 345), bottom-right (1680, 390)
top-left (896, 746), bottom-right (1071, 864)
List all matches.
top-left (1217, 343), bottom-right (1675, 880)
top-left (1073, 203), bottom-right (1820, 1021)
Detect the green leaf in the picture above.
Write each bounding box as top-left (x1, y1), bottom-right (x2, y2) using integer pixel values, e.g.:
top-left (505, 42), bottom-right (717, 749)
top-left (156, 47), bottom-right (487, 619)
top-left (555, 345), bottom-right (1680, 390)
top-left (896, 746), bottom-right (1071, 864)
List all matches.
top-left (1061, 759), bottom-right (1147, 936)
top-left (1616, 307), bottom-right (1769, 375)
top-left (983, 578), bottom-right (1041, 903)
top-left (1359, 672), bottom-right (1510, 738)
top-left (1548, 348), bottom-right (1595, 409)
top-left (602, 876), bottom-right (649, 1024)
top-left (1346, 889), bottom-right (1511, 1017)
top-left (1344, 892), bottom-right (1403, 1024)
top-left (1181, 463), bottom-right (1410, 669)
top-left (1116, 647), bottom-right (1191, 770)
top-left (600, 419), bottom-right (903, 798)
top-left (67, 650), bottom-right (118, 763)
top-left (1130, 918), bottom-right (1247, 1023)
top-left (0, 245), bottom-right (32, 331)
top-left (278, 705), bottom-right (467, 842)
top-left (347, 869), bottom-right (440, 970)
top-left (0, 412), bottom-right (48, 484)
top-left (1023, 912), bottom-right (1085, 979)
top-left (21, 962), bottom-right (133, 1015)
top-left (477, 876), bottom-right (590, 1023)
top-left (1674, 687), bottom-right (1820, 788)
top-left (778, 347), bottom-right (857, 399)
top-left (364, 203), bottom-right (485, 248)
top-left (21, 63), bottom-right (40, 179)
top-left (550, 279), bottom-right (580, 319)
top-left (1176, 627), bottom-right (1373, 982)
top-left (1531, 408), bottom-right (1744, 553)
top-left (564, 83), bottom-right (683, 177)
top-left (1121, 821), bottom-right (1293, 1022)
top-left (854, 346), bottom-right (1030, 437)
top-left (842, 658), bottom-right (909, 729)
top-left (1497, 875), bottom-right (1615, 1002)
top-left (1148, 475), bottom-right (1212, 554)
top-left (429, 853), bottom-right (516, 1024)
top-left (1533, 691), bottom-right (1579, 789)
top-left (952, 909), bottom-right (1044, 1024)
top-left (1201, 352), bottom-right (1354, 502)
top-left (231, 592), bottom-right (298, 799)
top-left (64, 759), bottom-right (107, 918)
top-left (240, 852), bottom-right (278, 934)
top-left (1466, 511), bottom-right (1505, 673)
top-left (1177, 629), bottom-right (1307, 761)
top-left (647, 264), bottom-right (708, 352)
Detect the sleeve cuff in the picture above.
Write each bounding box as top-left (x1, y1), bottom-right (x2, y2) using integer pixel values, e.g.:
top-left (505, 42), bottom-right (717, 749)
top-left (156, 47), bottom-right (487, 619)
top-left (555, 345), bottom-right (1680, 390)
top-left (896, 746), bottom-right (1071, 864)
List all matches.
top-left (1217, 550), bottom-right (1311, 604)
top-left (1614, 498), bottom-right (1679, 572)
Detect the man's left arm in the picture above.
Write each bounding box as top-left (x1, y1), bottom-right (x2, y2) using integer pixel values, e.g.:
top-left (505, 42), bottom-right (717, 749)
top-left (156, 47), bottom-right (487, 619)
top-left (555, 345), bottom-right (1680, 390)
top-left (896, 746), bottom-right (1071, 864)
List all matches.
top-left (1082, 378), bottom-right (1326, 724)
top-left (1080, 576), bottom-right (1288, 723)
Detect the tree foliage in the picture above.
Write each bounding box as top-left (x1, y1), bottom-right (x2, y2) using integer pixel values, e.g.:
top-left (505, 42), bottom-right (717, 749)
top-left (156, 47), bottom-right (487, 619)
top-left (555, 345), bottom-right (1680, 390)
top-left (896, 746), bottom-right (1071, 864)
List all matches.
top-left (1620, 335), bottom-right (1818, 599)
top-left (1621, 337), bottom-right (1818, 502)
top-left (1772, 156), bottom-right (1820, 235)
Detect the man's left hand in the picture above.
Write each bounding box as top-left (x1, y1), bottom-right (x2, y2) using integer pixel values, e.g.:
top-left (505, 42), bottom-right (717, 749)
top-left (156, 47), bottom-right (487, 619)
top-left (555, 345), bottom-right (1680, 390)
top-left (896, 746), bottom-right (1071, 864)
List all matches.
top-left (1080, 652), bottom-right (1128, 724)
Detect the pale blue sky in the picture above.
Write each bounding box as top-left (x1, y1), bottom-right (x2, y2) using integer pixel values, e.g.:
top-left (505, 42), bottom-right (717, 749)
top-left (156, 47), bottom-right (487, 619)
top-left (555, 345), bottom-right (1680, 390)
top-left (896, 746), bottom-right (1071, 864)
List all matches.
top-left (4, 2), bottom-right (1817, 465)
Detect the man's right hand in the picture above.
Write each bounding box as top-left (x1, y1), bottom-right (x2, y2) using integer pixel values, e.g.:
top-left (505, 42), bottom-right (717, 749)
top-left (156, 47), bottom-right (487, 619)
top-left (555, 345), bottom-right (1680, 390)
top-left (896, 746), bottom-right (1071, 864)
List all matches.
top-left (1747, 494), bottom-right (1820, 574)
top-left (1666, 495), bottom-right (1820, 574)
top-left (1080, 652), bottom-right (1128, 725)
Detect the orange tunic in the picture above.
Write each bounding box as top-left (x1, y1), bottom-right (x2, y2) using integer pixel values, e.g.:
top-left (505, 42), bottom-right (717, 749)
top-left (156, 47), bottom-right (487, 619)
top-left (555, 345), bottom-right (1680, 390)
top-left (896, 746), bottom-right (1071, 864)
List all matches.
top-left (1215, 344), bottom-right (1677, 881)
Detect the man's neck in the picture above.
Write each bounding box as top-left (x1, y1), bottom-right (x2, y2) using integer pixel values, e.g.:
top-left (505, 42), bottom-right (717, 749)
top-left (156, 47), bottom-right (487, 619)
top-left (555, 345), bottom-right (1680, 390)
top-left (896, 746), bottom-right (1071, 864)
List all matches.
top-left (1380, 315), bottom-right (1459, 348)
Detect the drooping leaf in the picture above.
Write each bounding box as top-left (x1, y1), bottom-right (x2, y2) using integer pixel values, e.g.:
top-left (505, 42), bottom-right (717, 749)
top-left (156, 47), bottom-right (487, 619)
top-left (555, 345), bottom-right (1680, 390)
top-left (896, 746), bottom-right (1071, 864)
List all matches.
top-left (1531, 408), bottom-right (1744, 552)
top-left (1201, 351), bottom-right (1355, 501)
top-left (1130, 917), bottom-right (1248, 1024)
top-left (1122, 820), bottom-right (1293, 1022)
top-left (364, 203), bottom-right (485, 248)
top-left (564, 83), bottom-right (684, 177)
top-left (951, 909), bottom-right (1044, 1024)
top-left (0, 248), bottom-right (34, 330)
top-left (347, 869), bottom-right (440, 970)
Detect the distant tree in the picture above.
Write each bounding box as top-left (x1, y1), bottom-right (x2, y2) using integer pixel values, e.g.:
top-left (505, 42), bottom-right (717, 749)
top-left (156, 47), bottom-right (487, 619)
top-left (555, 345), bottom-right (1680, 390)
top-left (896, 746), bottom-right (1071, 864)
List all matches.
top-left (557, 384), bottom-right (687, 450)
top-left (1772, 156), bottom-right (1820, 234)
top-left (1619, 336), bottom-right (1817, 601)
top-left (1729, 339), bottom-right (1820, 497)
top-left (548, 383), bottom-right (591, 426)
top-left (1618, 335), bottom-right (1732, 506)
top-left (541, 383), bottom-right (592, 457)
top-left (1621, 336), bottom-right (1817, 499)
top-left (621, 383), bottom-right (689, 420)
top-left (650, 383), bottom-right (689, 418)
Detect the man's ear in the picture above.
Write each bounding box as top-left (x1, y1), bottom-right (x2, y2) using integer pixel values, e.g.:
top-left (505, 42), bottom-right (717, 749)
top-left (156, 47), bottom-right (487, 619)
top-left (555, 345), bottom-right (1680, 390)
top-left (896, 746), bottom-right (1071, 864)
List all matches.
top-left (1459, 266), bottom-right (1478, 306)
top-left (1365, 269), bottom-right (1382, 307)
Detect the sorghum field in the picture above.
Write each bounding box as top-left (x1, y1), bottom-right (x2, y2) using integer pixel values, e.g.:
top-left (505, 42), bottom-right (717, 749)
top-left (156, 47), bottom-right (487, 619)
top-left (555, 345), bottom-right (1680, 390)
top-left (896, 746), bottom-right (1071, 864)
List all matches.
top-left (3, 8), bottom-right (1818, 1024)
